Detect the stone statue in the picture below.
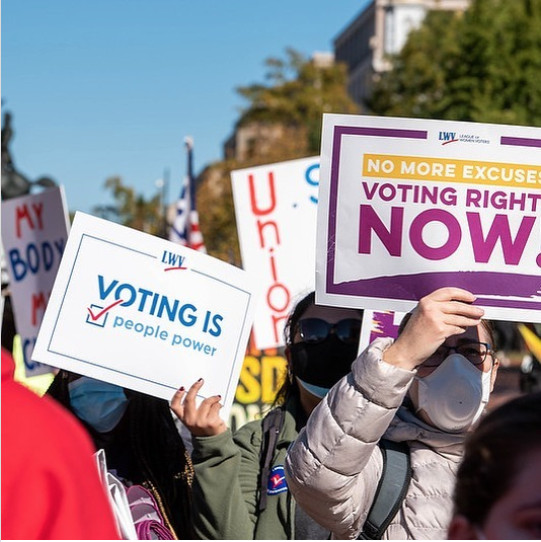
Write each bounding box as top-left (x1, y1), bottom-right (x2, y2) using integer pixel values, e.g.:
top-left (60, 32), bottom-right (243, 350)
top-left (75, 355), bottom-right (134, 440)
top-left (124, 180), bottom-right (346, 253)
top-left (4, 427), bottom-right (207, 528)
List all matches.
top-left (1, 111), bottom-right (56, 200)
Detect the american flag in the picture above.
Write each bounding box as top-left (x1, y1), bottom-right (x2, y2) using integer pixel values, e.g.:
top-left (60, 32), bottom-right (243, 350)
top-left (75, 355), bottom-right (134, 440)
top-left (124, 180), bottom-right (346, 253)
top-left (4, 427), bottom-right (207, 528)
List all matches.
top-left (169, 137), bottom-right (206, 252)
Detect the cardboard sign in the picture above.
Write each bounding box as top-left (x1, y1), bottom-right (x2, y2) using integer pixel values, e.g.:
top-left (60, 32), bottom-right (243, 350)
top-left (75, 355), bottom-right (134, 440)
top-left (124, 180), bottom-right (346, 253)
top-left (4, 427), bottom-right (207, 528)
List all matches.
top-left (231, 156), bottom-right (319, 349)
top-left (32, 212), bottom-right (258, 421)
top-left (1, 186), bottom-right (70, 376)
top-left (317, 114), bottom-right (541, 323)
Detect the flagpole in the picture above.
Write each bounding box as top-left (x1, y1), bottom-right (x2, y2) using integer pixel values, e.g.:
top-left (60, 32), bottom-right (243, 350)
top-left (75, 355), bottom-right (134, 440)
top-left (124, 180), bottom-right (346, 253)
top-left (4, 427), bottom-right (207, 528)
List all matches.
top-left (162, 167), bottom-right (169, 238)
top-left (169, 136), bottom-right (205, 252)
top-left (184, 136), bottom-right (194, 207)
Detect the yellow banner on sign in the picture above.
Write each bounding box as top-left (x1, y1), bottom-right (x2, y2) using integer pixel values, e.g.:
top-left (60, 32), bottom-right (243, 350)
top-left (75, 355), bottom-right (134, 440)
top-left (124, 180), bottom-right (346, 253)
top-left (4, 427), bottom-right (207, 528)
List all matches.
top-left (362, 154), bottom-right (541, 189)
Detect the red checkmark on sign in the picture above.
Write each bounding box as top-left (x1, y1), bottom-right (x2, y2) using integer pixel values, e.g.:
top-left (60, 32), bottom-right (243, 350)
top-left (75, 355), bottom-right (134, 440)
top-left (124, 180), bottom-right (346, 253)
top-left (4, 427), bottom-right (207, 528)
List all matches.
top-left (87, 299), bottom-right (125, 321)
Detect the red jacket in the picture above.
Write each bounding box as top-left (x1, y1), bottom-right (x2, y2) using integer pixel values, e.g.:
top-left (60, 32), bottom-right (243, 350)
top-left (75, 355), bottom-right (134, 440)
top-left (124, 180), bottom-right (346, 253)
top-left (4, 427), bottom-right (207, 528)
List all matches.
top-left (1, 348), bottom-right (120, 540)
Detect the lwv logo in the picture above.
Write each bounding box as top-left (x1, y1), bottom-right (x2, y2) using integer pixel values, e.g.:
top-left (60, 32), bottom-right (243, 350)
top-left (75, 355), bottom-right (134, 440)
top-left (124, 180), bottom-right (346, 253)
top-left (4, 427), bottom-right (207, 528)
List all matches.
top-left (161, 250), bottom-right (186, 271)
top-left (439, 131), bottom-right (458, 145)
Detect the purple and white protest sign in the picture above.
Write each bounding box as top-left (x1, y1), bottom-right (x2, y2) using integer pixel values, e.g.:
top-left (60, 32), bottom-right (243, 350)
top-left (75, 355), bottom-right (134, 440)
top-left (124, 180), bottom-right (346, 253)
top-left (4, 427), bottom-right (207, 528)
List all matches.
top-left (316, 114), bottom-right (541, 323)
top-left (358, 310), bottom-right (406, 354)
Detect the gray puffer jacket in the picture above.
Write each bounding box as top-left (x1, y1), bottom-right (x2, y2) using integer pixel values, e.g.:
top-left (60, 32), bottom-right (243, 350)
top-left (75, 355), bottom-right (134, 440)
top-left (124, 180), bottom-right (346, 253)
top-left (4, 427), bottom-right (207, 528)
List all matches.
top-left (285, 337), bottom-right (465, 540)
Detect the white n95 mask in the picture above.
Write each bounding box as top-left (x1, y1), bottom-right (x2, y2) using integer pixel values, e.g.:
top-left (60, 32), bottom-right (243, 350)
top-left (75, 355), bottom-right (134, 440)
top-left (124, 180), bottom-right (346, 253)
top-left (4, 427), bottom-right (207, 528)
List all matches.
top-left (414, 353), bottom-right (492, 433)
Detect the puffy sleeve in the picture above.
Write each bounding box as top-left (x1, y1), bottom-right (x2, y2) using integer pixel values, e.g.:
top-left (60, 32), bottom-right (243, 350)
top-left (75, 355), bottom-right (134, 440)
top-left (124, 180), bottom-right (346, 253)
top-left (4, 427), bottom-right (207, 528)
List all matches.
top-left (285, 337), bottom-right (415, 539)
top-left (191, 423), bottom-right (263, 539)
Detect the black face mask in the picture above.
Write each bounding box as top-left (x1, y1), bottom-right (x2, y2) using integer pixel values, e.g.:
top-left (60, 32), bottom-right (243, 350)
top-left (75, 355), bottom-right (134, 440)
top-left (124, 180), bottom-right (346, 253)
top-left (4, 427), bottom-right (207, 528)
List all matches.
top-left (289, 335), bottom-right (359, 388)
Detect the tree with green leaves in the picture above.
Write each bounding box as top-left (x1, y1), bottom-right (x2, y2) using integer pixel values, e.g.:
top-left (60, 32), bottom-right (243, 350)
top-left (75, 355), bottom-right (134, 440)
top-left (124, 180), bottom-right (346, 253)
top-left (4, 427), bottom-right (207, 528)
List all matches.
top-left (236, 47), bottom-right (359, 154)
top-left (370, 0), bottom-right (541, 127)
top-left (93, 176), bottom-right (163, 236)
top-left (198, 48), bottom-right (359, 263)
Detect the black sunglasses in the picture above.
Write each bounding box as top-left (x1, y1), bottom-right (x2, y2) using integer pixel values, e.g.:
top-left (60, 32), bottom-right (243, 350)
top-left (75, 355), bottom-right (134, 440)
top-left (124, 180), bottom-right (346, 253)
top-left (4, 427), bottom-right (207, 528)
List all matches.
top-left (298, 318), bottom-right (361, 345)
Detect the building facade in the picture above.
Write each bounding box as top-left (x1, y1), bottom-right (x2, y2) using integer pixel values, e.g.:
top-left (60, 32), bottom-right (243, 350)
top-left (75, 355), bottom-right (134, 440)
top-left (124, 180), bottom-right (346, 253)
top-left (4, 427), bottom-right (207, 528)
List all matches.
top-left (334, 0), bottom-right (470, 107)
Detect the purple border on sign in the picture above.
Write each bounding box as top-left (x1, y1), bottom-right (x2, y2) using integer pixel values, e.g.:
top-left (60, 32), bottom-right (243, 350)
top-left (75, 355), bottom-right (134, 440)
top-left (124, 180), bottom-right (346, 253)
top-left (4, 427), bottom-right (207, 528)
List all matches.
top-left (327, 125), bottom-right (428, 290)
top-left (500, 136), bottom-right (541, 148)
top-left (326, 124), bottom-right (541, 311)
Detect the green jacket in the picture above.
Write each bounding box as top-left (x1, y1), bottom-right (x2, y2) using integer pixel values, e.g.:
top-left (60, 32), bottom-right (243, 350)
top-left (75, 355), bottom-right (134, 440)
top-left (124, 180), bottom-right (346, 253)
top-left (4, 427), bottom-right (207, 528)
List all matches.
top-left (191, 398), bottom-right (303, 540)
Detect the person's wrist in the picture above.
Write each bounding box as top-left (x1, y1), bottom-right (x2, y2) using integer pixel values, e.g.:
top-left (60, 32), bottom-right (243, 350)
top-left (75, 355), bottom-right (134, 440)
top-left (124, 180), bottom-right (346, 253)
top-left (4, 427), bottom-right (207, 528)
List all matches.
top-left (382, 341), bottom-right (419, 371)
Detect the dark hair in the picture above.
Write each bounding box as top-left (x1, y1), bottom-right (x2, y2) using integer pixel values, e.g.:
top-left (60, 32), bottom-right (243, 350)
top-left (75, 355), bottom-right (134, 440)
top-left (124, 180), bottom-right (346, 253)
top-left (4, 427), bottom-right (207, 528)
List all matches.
top-left (46, 371), bottom-right (194, 538)
top-left (453, 391), bottom-right (541, 527)
top-left (284, 291), bottom-right (316, 346)
top-left (273, 291), bottom-right (363, 406)
top-left (273, 291), bottom-right (315, 406)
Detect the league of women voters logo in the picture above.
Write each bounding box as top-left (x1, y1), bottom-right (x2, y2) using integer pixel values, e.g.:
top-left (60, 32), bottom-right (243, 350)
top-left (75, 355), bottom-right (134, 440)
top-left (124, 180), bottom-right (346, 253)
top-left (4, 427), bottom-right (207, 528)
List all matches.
top-left (438, 130), bottom-right (490, 145)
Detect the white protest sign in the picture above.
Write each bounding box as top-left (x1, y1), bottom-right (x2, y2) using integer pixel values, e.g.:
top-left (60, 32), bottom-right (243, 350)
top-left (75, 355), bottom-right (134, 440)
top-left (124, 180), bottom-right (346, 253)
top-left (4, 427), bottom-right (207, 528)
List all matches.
top-left (0, 262), bottom-right (4, 335)
top-left (317, 114), bottom-right (541, 323)
top-left (1, 186), bottom-right (70, 376)
top-left (32, 212), bottom-right (258, 421)
top-left (231, 156), bottom-right (320, 349)
top-left (1, 209), bottom-right (5, 332)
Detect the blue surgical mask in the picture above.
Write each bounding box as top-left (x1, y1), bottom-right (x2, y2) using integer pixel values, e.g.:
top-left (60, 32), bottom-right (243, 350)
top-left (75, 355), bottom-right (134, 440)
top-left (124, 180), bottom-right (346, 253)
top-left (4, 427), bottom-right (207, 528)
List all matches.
top-left (68, 377), bottom-right (129, 433)
top-left (296, 377), bottom-right (330, 399)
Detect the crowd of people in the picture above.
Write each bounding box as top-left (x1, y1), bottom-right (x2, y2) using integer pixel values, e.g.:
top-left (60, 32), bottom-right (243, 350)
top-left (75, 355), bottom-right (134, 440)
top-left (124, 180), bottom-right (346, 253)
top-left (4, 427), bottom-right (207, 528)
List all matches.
top-left (2, 286), bottom-right (540, 540)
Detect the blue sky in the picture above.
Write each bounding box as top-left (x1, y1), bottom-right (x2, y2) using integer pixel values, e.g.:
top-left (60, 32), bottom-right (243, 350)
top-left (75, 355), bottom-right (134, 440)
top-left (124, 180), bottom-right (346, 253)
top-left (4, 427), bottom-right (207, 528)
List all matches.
top-left (2, 0), bottom-right (370, 214)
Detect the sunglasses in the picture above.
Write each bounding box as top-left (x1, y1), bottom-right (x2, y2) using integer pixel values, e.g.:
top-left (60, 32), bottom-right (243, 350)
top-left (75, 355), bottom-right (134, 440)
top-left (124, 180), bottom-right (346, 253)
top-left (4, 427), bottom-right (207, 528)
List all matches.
top-left (298, 318), bottom-right (361, 345)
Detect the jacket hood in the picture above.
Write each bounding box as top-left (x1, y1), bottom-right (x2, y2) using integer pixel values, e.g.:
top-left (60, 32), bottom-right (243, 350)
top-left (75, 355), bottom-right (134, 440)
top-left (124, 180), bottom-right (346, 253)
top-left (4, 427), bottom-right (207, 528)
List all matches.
top-left (384, 405), bottom-right (465, 459)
